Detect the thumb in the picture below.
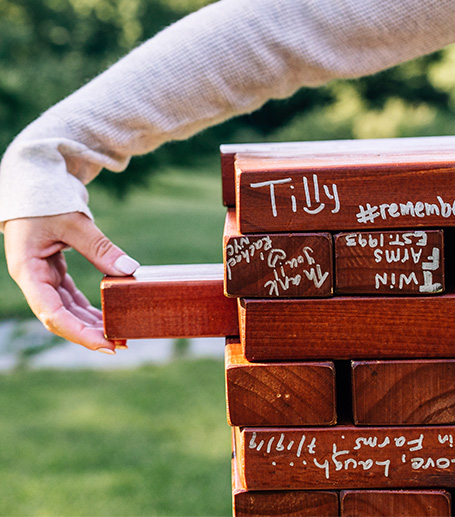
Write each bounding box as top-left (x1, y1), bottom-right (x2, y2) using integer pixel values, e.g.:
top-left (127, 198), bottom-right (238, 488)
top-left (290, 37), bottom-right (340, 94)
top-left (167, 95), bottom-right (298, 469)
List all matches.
top-left (63, 213), bottom-right (140, 276)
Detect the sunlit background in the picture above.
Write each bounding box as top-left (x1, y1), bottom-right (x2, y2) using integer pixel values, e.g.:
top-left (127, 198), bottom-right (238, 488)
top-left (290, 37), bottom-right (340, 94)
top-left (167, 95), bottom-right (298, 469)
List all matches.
top-left (1, 0), bottom-right (455, 514)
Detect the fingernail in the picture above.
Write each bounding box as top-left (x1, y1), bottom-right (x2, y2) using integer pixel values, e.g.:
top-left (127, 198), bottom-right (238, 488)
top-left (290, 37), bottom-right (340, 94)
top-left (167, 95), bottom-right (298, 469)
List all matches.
top-left (97, 347), bottom-right (116, 355)
top-left (114, 255), bottom-right (140, 275)
top-left (115, 344), bottom-right (128, 350)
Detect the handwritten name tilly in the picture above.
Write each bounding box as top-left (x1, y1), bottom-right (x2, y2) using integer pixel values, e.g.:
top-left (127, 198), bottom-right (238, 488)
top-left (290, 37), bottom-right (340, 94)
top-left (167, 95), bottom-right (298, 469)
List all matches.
top-left (248, 174), bottom-right (455, 225)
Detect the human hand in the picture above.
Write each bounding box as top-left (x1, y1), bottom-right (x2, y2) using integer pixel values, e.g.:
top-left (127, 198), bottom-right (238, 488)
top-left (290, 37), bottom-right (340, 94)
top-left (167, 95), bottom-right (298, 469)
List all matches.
top-left (3, 212), bottom-right (139, 354)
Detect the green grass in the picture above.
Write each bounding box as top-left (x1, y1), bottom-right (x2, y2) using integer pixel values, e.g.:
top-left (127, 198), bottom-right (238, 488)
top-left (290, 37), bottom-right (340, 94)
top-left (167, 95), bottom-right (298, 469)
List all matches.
top-left (0, 163), bottom-right (232, 515)
top-left (0, 163), bottom-right (226, 318)
top-left (0, 359), bottom-right (232, 516)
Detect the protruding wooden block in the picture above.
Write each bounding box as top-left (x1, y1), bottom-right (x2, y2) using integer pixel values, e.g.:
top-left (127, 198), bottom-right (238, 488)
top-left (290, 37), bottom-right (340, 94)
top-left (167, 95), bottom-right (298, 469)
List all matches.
top-left (225, 338), bottom-right (336, 427)
top-left (335, 230), bottom-right (444, 295)
top-left (235, 146), bottom-right (455, 234)
top-left (235, 425), bottom-right (455, 490)
top-left (352, 360), bottom-right (455, 425)
top-left (101, 264), bottom-right (238, 339)
top-left (223, 209), bottom-right (333, 298)
top-left (340, 490), bottom-right (452, 517)
top-left (239, 295), bottom-right (455, 361)
top-left (220, 136), bottom-right (455, 207)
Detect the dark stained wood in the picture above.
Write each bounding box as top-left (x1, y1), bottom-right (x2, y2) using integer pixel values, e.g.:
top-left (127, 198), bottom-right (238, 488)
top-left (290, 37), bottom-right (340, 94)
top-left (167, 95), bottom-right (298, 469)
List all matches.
top-left (221, 142), bottom-right (323, 207)
top-left (335, 230), bottom-right (444, 295)
top-left (352, 360), bottom-right (455, 425)
top-left (232, 434), bottom-right (339, 516)
top-left (225, 338), bottom-right (336, 427)
top-left (233, 490), bottom-right (339, 517)
top-left (223, 209), bottom-right (333, 298)
top-left (239, 295), bottom-right (455, 361)
top-left (235, 151), bottom-right (455, 234)
top-left (101, 264), bottom-right (238, 339)
top-left (235, 425), bottom-right (455, 490)
top-left (220, 136), bottom-right (455, 207)
top-left (340, 490), bottom-right (452, 517)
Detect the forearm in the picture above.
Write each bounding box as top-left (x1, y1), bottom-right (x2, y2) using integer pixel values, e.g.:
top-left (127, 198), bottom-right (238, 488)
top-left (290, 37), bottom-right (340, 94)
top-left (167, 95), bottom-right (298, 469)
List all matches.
top-left (1, 0), bottom-right (455, 226)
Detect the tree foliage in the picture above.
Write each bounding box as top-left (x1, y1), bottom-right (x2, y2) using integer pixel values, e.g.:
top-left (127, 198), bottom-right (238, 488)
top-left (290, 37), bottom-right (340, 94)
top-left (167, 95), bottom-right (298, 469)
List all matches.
top-left (0, 0), bottom-right (453, 196)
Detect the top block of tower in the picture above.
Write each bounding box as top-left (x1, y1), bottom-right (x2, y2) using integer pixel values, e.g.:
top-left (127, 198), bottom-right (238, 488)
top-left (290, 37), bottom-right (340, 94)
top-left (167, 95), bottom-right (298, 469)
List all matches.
top-left (220, 136), bottom-right (455, 233)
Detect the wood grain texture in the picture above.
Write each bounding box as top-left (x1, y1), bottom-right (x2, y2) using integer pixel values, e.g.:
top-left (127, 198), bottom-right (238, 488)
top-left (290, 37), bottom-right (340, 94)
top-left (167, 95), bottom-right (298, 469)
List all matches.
top-left (232, 436), bottom-right (339, 516)
top-left (235, 153), bottom-right (455, 234)
top-left (340, 490), bottom-right (452, 517)
top-left (101, 264), bottom-right (238, 339)
top-left (239, 295), bottom-right (455, 361)
top-left (352, 360), bottom-right (455, 425)
top-left (225, 338), bottom-right (336, 426)
top-left (220, 136), bottom-right (455, 208)
top-left (235, 425), bottom-right (455, 490)
top-left (335, 230), bottom-right (444, 295)
top-left (233, 489), bottom-right (339, 516)
top-left (223, 209), bottom-right (333, 298)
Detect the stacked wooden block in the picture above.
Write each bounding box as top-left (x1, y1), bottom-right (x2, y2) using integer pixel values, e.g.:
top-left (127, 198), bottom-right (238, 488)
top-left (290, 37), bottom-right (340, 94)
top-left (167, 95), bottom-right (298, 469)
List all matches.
top-left (221, 137), bottom-right (455, 516)
top-left (101, 136), bottom-right (455, 516)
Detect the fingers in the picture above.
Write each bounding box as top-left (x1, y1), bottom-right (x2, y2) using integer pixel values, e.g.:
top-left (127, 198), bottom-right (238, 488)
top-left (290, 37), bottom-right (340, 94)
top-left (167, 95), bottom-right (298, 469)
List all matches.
top-left (58, 275), bottom-right (128, 351)
top-left (13, 263), bottom-right (118, 352)
top-left (57, 279), bottom-right (100, 326)
top-left (3, 214), bottom-right (133, 352)
top-left (60, 274), bottom-right (103, 320)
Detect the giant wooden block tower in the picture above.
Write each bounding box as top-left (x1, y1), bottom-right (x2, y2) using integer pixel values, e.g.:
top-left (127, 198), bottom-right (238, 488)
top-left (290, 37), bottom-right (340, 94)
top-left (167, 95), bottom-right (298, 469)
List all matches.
top-left (102, 136), bottom-right (455, 516)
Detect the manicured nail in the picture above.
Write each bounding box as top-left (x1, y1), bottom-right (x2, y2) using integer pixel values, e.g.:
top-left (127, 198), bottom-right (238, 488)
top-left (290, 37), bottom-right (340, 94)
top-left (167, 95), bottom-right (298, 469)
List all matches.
top-left (97, 347), bottom-right (116, 355)
top-left (114, 255), bottom-right (140, 275)
top-left (115, 344), bottom-right (128, 350)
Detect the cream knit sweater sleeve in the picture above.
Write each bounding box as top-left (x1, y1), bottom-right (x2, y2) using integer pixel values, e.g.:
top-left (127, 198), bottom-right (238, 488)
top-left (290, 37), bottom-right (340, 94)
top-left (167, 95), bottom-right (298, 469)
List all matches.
top-left (1, 0), bottom-right (455, 226)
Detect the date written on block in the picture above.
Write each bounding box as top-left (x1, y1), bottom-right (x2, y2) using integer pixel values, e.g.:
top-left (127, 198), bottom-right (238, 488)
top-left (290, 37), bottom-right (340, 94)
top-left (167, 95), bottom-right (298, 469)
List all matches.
top-left (340, 490), bottom-right (451, 517)
top-left (223, 209), bottom-right (333, 298)
top-left (335, 230), bottom-right (444, 295)
top-left (352, 359), bottom-right (455, 425)
top-left (235, 154), bottom-right (455, 233)
top-left (234, 425), bottom-right (455, 491)
top-left (225, 338), bottom-right (336, 427)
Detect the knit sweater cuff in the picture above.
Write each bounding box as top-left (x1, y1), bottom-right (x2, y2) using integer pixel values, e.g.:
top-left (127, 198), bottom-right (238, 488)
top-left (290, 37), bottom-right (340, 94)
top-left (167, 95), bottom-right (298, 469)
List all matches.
top-left (0, 137), bottom-right (93, 231)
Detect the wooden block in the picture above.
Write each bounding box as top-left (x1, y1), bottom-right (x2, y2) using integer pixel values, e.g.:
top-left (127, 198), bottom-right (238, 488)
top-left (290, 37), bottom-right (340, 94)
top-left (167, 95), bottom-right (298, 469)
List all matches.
top-left (340, 490), bottom-right (452, 517)
top-left (221, 142), bottom-right (313, 207)
top-left (335, 230), bottom-right (444, 295)
top-left (223, 209), bottom-right (333, 298)
top-left (235, 425), bottom-right (455, 490)
top-left (233, 487), bottom-right (339, 516)
top-left (239, 295), bottom-right (455, 361)
top-left (233, 490), bottom-right (339, 517)
top-left (232, 434), bottom-right (339, 516)
top-left (225, 338), bottom-right (336, 426)
top-left (235, 144), bottom-right (455, 233)
top-left (352, 360), bottom-right (455, 425)
top-left (221, 141), bottom-right (342, 207)
top-left (220, 135), bottom-right (455, 207)
top-left (101, 264), bottom-right (238, 339)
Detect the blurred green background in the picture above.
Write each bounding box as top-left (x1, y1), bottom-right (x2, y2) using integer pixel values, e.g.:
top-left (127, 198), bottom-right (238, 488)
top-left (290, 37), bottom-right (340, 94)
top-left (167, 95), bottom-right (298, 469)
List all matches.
top-left (1, 0), bottom-right (455, 515)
